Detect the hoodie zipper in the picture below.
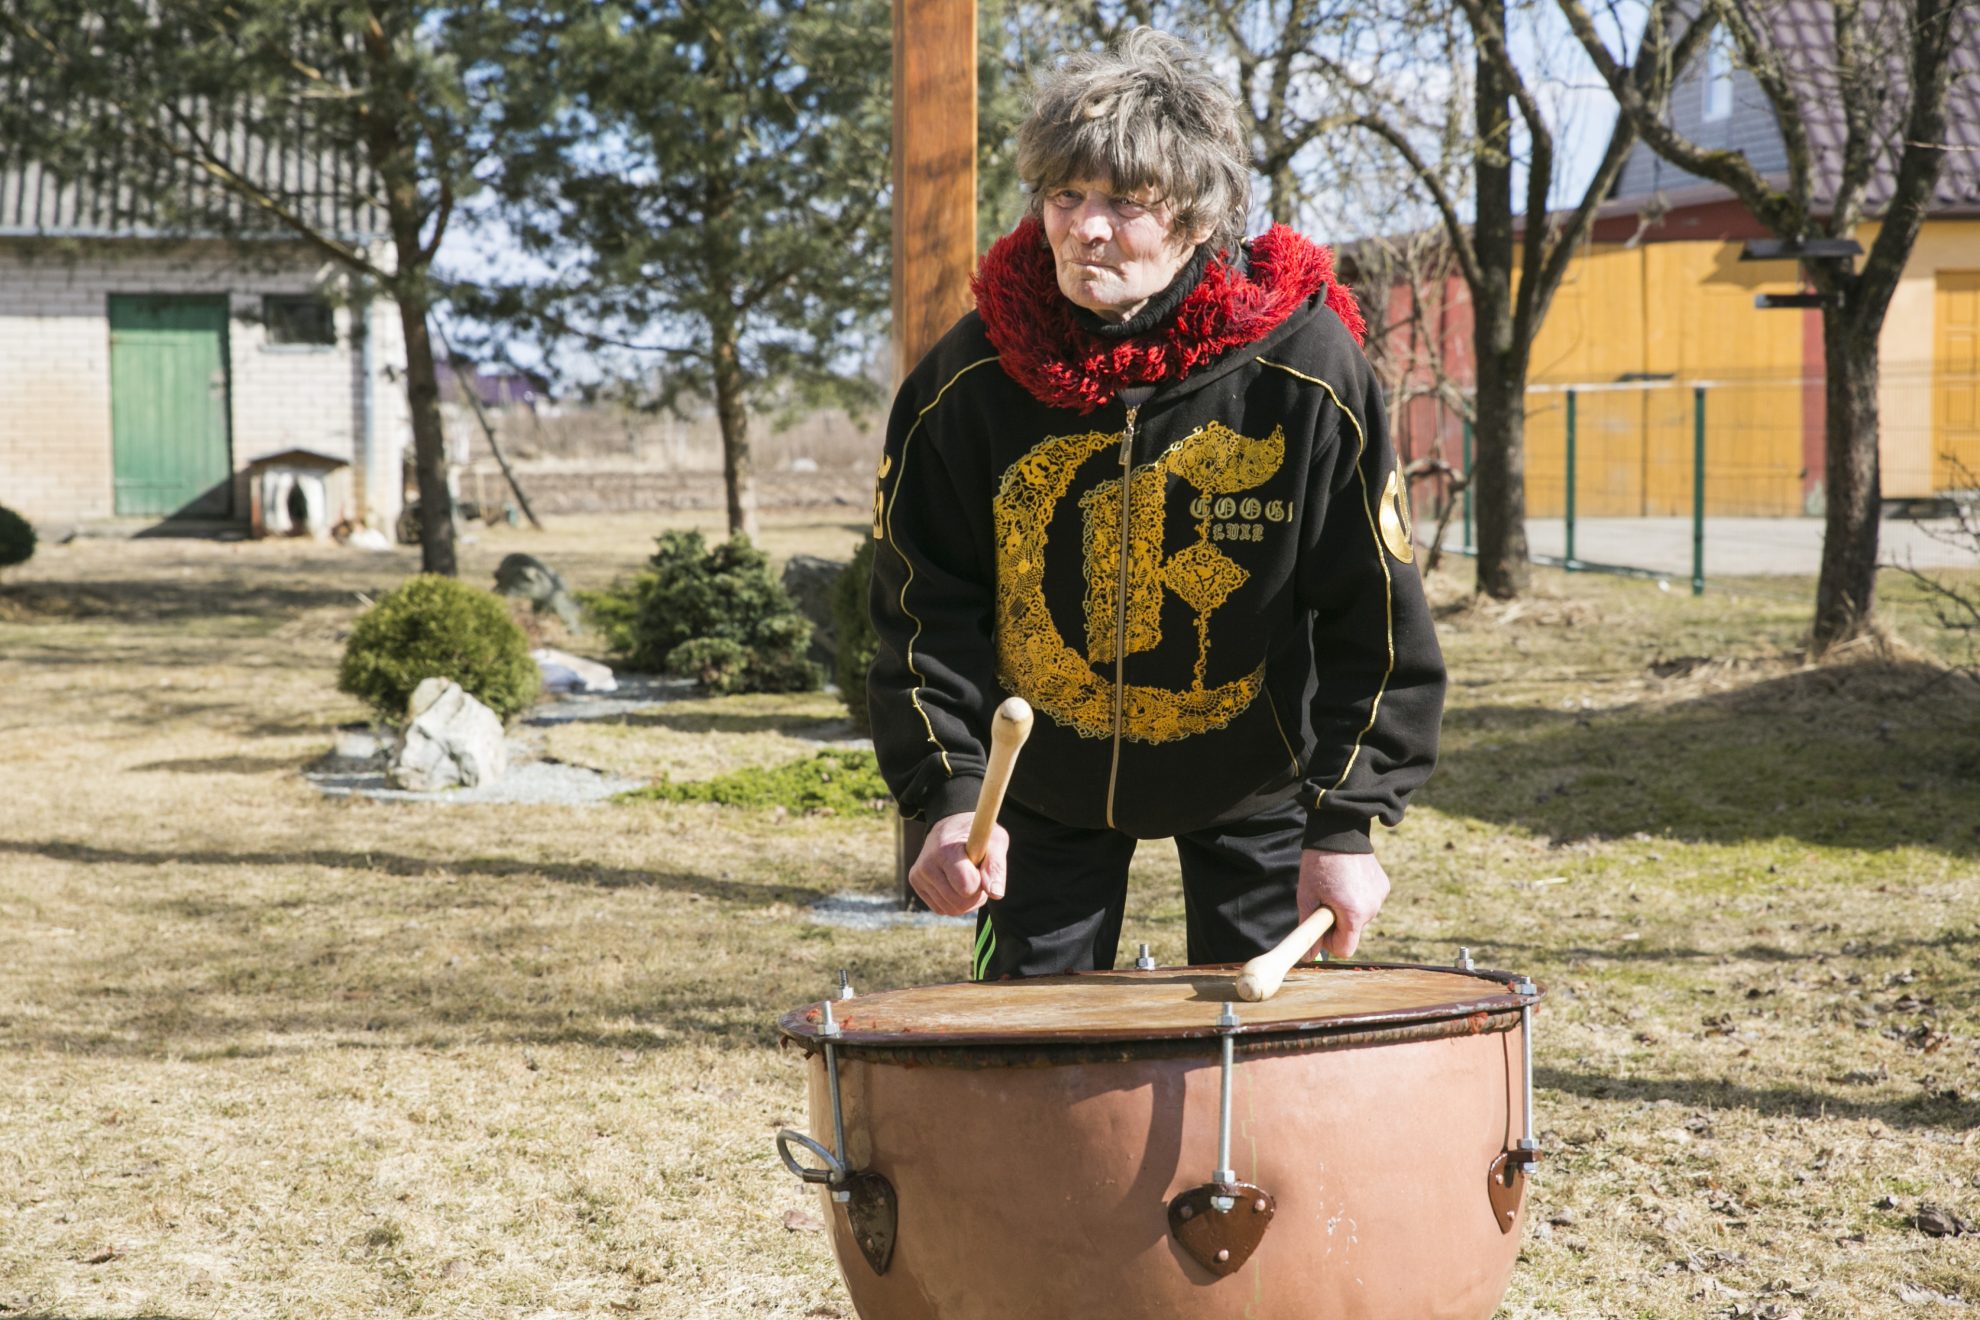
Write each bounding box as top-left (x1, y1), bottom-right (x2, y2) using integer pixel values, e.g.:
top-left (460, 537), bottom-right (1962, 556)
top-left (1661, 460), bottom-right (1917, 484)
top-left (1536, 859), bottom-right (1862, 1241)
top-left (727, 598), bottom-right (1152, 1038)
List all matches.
top-left (1104, 404), bottom-right (1139, 830)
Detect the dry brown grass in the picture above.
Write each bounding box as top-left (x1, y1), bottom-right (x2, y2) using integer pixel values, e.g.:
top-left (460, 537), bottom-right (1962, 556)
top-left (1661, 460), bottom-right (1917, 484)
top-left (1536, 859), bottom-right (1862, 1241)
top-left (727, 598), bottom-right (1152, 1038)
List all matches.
top-left (0, 519), bottom-right (1975, 1319)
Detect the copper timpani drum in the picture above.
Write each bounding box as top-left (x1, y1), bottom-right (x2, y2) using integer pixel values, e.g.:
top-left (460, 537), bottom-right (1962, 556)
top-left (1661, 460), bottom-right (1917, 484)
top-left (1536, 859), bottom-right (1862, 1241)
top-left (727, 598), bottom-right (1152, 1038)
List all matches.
top-left (776, 960), bottom-right (1543, 1320)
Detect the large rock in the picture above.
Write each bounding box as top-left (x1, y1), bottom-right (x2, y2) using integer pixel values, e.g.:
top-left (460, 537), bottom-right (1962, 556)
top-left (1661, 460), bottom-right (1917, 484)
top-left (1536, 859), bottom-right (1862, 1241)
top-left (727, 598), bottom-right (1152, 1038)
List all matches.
top-left (494, 552), bottom-right (584, 634)
top-left (781, 554), bottom-right (845, 669)
top-left (389, 678), bottom-right (508, 791)
top-left (531, 647), bottom-right (618, 694)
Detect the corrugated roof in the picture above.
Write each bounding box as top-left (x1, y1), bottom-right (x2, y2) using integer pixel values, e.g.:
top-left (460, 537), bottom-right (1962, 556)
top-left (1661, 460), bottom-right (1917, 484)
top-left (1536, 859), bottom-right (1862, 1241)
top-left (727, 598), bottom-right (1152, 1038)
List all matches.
top-left (0, 104), bottom-right (387, 240)
top-left (1611, 0), bottom-right (1980, 217)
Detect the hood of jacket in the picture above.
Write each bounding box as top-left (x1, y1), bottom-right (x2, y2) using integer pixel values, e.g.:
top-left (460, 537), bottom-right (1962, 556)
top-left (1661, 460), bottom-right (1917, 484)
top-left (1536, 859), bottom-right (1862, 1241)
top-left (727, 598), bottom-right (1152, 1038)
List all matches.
top-left (971, 216), bottom-right (1367, 414)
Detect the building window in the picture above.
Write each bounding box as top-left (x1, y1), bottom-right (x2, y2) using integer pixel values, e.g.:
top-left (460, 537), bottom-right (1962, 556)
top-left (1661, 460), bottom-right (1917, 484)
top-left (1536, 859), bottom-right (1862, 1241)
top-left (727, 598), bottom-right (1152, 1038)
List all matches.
top-left (264, 294), bottom-right (336, 347)
top-left (1702, 37), bottom-right (1734, 123)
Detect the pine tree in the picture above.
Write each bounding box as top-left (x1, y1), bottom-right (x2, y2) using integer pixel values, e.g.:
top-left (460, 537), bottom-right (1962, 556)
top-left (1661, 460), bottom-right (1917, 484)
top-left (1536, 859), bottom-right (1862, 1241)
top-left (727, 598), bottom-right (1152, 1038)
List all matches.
top-left (465, 0), bottom-right (893, 541)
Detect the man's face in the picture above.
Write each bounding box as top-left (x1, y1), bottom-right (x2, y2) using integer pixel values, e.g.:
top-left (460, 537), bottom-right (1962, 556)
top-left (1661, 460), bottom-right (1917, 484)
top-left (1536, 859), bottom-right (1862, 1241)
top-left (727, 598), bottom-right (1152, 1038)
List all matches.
top-left (1042, 176), bottom-right (1206, 324)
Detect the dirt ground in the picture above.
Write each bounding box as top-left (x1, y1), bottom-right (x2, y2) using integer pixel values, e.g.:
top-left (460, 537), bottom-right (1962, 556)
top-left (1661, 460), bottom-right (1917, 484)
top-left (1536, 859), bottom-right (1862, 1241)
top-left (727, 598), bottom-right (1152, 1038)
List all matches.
top-left (0, 511), bottom-right (1975, 1319)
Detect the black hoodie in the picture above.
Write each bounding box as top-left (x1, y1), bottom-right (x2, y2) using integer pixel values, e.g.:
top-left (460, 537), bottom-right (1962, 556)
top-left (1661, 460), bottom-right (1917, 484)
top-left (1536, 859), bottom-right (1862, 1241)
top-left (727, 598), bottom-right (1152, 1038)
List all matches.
top-left (867, 220), bottom-right (1444, 851)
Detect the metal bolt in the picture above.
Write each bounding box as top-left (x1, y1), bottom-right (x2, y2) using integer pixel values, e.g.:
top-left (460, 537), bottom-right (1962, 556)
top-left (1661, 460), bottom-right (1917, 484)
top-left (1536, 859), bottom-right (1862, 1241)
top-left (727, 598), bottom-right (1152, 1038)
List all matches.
top-left (831, 1188), bottom-right (851, 1204)
top-left (837, 969), bottom-right (854, 1000)
top-left (1456, 946), bottom-right (1475, 970)
top-left (1135, 943), bottom-right (1155, 970)
top-left (1210, 1193), bottom-right (1236, 1213)
top-left (1254, 1198), bottom-right (1267, 1213)
top-left (1217, 1001), bottom-right (1239, 1030)
top-left (819, 1000), bottom-right (840, 1037)
top-left (1178, 1204), bottom-right (1193, 1220)
top-left (1215, 1248), bottom-right (1230, 1263)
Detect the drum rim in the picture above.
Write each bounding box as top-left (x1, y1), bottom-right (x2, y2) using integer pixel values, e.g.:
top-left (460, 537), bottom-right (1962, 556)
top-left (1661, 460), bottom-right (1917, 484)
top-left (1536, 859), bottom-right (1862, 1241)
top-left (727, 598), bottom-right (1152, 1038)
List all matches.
top-left (776, 960), bottom-right (1542, 1056)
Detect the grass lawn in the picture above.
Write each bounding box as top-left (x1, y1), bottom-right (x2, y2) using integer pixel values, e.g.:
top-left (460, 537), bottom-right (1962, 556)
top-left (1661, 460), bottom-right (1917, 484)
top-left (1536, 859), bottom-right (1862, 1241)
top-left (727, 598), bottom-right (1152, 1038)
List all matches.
top-left (0, 510), bottom-right (1974, 1319)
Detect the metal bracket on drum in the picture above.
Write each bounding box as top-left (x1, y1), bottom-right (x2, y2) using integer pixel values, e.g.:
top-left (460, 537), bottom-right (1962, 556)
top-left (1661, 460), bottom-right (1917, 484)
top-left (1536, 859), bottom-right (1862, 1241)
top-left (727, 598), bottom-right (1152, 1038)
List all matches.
top-left (1486, 976), bottom-right (1543, 1235)
top-left (774, 988), bottom-right (898, 1276)
top-left (1168, 1002), bottom-right (1276, 1277)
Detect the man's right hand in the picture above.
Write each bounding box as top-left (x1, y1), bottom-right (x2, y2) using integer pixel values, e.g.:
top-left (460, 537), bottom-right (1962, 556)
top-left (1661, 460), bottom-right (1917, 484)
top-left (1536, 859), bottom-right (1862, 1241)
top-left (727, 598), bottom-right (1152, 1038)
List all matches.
top-left (909, 811), bottom-right (1009, 915)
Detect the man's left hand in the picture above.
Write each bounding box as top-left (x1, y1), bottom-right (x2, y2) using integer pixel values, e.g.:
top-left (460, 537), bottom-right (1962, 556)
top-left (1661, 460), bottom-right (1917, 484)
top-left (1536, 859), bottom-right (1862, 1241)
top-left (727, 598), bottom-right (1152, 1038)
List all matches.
top-left (1296, 850), bottom-right (1391, 959)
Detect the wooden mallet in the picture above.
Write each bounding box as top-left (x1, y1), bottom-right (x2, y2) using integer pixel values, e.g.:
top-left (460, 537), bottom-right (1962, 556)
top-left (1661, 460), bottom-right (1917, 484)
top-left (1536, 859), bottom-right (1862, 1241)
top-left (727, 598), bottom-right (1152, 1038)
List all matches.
top-left (965, 697), bottom-right (1034, 868)
top-left (1234, 905), bottom-right (1337, 1003)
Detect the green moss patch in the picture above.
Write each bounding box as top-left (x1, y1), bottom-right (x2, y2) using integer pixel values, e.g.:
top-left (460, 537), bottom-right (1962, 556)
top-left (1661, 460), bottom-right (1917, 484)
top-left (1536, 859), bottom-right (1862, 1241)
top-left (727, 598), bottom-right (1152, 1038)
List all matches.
top-left (618, 747), bottom-right (890, 814)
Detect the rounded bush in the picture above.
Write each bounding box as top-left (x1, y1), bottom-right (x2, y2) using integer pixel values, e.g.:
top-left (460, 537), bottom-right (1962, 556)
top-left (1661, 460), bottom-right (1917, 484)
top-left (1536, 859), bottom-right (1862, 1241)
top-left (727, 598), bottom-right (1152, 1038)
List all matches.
top-left (830, 536), bottom-right (879, 734)
top-left (338, 574), bottom-right (540, 722)
top-left (0, 505), bottom-right (36, 570)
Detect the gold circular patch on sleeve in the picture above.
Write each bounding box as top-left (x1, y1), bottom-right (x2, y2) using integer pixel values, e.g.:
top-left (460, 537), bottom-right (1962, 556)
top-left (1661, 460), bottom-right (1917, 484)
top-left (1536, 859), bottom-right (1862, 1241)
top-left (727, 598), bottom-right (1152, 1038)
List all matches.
top-left (1379, 468), bottom-right (1415, 565)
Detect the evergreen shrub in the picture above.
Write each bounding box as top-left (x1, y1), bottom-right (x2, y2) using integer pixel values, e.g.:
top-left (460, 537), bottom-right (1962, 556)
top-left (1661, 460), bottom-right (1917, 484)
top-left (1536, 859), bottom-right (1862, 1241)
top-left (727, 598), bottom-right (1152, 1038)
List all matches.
top-left (0, 505), bottom-right (35, 570)
top-left (338, 574), bottom-right (540, 722)
top-left (596, 530), bottom-right (819, 694)
top-left (830, 536), bottom-right (879, 734)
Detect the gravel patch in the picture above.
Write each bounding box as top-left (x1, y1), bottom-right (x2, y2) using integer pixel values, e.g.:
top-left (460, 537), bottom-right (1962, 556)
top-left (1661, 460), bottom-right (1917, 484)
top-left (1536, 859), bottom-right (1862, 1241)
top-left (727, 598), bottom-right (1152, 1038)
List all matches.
top-left (805, 892), bottom-right (972, 930)
top-left (308, 754), bottom-right (642, 806)
top-left (307, 672), bottom-right (687, 805)
top-left (523, 673), bottom-right (698, 726)
top-left (307, 672), bottom-right (866, 806)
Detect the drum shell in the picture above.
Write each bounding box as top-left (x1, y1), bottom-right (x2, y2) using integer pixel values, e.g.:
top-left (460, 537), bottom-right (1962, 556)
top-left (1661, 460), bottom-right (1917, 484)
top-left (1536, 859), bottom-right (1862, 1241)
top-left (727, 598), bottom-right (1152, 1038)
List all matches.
top-left (801, 1017), bottom-right (1528, 1320)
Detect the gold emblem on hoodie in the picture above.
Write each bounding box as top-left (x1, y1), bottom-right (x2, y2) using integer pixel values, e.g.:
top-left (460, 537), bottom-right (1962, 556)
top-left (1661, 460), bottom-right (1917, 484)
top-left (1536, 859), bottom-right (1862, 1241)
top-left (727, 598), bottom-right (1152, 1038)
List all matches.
top-left (993, 422), bottom-right (1285, 743)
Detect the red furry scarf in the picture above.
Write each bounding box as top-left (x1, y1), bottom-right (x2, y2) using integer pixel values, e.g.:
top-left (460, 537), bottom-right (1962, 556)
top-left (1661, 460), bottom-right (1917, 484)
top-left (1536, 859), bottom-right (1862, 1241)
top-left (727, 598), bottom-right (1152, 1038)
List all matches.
top-left (970, 217), bottom-right (1365, 414)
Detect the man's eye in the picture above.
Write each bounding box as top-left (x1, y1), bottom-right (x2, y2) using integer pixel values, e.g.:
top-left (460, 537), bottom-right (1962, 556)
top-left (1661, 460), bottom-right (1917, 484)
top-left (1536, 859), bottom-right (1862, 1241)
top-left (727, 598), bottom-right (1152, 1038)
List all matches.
top-left (1112, 197), bottom-right (1149, 217)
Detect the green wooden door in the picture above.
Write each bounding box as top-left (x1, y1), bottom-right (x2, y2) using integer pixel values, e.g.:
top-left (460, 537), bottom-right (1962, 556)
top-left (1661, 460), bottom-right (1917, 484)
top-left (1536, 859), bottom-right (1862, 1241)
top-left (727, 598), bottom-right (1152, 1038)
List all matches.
top-left (109, 295), bottom-right (233, 517)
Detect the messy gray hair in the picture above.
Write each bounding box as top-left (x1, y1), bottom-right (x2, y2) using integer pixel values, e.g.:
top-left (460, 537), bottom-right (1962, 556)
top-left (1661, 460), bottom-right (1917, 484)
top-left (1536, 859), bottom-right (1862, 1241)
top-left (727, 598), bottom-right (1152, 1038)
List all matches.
top-left (1016, 28), bottom-right (1252, 256)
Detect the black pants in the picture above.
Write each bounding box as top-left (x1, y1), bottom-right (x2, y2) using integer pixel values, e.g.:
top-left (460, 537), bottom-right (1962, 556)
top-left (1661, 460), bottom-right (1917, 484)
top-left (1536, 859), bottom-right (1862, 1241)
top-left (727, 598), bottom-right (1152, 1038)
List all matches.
top-left (971, 795), bottom-right (1304, 980)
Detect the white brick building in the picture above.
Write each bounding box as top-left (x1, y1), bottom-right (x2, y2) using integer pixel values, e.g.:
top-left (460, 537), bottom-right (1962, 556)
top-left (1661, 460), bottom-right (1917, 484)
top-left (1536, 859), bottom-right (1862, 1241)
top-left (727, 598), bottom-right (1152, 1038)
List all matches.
top-left (0, 163), bottom-right (412, 533)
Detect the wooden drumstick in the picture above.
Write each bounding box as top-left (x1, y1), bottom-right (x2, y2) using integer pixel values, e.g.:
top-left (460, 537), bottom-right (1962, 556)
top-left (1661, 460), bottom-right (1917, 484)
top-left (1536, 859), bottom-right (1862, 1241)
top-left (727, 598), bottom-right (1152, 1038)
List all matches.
top-left (1235, 906), bottom-right (1337, 1003)
top-left (965, 697), bottom-right (1034, 866)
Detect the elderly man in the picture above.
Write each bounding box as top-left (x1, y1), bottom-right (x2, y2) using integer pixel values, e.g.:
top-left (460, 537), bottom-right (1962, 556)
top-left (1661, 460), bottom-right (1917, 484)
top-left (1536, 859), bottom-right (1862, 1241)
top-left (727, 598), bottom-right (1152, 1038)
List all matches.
top-left (868, 28), bottom-right (1445, 981)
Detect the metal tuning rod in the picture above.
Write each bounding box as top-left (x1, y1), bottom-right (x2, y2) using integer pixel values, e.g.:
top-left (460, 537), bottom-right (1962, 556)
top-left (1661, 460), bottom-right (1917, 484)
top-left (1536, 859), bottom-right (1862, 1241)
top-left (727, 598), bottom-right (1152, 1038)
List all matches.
top-left (1212, 1001), bottom-right (1239, 1207)
top-left (1511, 977), bottom-right (1540, 1169)
top-left (1485, 976), bottom-right (1543, 1235)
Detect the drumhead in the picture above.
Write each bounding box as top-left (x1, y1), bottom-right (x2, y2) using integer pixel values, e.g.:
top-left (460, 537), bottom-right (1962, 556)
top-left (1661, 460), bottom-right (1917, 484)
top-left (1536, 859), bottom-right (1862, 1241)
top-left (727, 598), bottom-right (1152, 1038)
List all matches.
top-left (777, 962), bottom-right (1535, 1051)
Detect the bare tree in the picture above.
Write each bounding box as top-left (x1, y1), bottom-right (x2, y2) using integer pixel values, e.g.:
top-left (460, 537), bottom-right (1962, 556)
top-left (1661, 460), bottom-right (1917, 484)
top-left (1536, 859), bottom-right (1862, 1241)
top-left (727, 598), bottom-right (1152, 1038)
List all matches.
top-left (1294, 0), bottom-right (1715, 597)
top-left (1349, 225), bottom-right (1478, 570)
top-left (1560, 0), bottom-right (1976, 651)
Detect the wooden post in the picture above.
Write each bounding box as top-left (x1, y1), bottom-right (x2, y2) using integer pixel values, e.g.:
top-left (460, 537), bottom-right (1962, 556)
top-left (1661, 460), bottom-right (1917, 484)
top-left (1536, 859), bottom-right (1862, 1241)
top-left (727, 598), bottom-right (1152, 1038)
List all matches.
top-left (891, 0), bottom-right (977, 908)
top-left (891, 0), bottom-right (978, 385)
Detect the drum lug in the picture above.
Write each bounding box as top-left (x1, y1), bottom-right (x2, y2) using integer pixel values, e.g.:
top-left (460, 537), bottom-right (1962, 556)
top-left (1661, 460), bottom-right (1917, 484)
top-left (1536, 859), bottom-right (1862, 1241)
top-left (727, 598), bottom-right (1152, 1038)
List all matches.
top-left (1169, 1181), bottom-right (1276, 1276)
top-left (844, 1170), bottom-right (898, 1275)
top-left (1487, 1143), bottom-right (1538, 1233)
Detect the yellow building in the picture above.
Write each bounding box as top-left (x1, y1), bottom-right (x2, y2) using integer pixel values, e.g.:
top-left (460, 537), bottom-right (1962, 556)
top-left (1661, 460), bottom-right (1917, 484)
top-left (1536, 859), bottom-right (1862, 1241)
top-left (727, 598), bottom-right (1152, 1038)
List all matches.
top-left (1512, 30), bottom-right (1980, 517)
top-left (1518, 212), bottom-right (1980, 518)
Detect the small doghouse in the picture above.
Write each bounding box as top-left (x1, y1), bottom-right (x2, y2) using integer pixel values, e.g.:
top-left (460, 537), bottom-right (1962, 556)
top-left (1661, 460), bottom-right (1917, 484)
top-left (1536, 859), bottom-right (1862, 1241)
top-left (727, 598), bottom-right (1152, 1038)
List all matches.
top-left (246, 449), bottom-right (352, 539)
